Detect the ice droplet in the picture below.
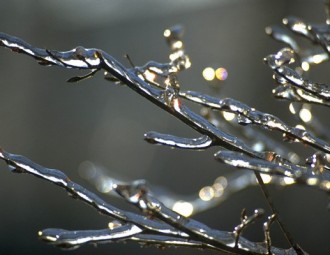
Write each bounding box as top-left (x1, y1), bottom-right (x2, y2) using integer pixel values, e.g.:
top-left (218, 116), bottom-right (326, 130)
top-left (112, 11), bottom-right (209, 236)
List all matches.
top-left (237, 115), bottom-right (252, 126)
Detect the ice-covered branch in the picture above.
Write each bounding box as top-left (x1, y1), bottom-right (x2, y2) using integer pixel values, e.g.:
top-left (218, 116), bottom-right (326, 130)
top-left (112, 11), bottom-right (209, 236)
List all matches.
top-left (265, 48), bottom-right (330, 103)
top-left (283, 16), bottom-right (330, 54)
top-left (0, 148), bottom-right (305, 254)
top-left (215, 150), bottom-right (330, 193)
top-left (0, 31), bottom-right (263, 159)
top-left (3, 30), bottom-right (315, 165)
top-left (265, 12), bottom-right (330, 107)
top-left (0, 149), bottom-right (189, 239)
top-left (180, 90), bottom-right (330, 153)
top-left (0, 25), bottom-right (312, 253)
top-left (7, 6), bottom-right (330, 250)
top-left (40, 226), bottom-right (208, 250)
top-left (233, 209), bottom-right (264, 248)
top-left (114, 180), bottom-right (302, 255)
top-left (144, 132), bottom-right (212, 149)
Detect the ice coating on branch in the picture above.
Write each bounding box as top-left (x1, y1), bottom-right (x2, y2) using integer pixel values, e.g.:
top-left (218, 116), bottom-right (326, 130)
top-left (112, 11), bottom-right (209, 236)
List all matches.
top-left (1, 14), bottom-right (326, 253)
top-left (265, 15), bottom-right (330, 107)
top-left (215, 150), bottom-right (330, 192)
top-left (144, 132), bottom-right (212, 149)
top-left (180, 90), bottom-right (330, 153)
top-left (0, 149), bottom-right (302, 254)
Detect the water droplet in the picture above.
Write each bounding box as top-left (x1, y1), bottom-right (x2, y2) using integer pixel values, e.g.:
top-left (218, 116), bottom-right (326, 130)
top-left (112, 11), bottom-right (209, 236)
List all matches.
top-left (282, 133), bottom-right (298, 143)
top-left (306, 152), bottom-right (329, 173)
top-left (272, 84), bottom-right (296, 100)
top-left (264, 55), bottom-right (278, 69)
top-left (275, 48), bottom-right (295, 66)
top-left (237, 115), bottom-right (252, 125)
top-left (164, 25), bottom-right (184, 44)
top-left (295, 124), bottom-right (305, 130)
top-left (273, 74), bottom-right (287, 84)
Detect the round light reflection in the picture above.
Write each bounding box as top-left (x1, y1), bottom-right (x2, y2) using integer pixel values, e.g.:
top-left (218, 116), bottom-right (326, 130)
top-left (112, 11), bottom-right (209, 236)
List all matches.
top-left (202, 67), bottom-right (215, 81)
top-left (299, 108), bottom-right (312, 122)
top-left (199, 186), bottom-right (215, 201)
top-left (215, 67), bottom-right (228, 80)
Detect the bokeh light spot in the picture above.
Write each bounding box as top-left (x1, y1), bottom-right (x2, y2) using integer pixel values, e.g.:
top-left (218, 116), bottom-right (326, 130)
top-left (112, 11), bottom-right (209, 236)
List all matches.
top-left (215, 67), bottom-right (228, 80)
top-left (202, 67), bottom-right (215, 81)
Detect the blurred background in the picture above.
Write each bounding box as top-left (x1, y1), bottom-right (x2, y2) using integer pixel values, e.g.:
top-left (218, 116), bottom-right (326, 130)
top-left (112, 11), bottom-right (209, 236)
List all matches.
top-left (0, 0), bottom-right (329, 254)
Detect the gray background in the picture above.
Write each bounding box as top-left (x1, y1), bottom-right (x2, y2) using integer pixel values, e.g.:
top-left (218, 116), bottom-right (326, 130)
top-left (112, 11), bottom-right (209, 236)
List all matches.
top-left (0, 0), bottom-right (329, 254)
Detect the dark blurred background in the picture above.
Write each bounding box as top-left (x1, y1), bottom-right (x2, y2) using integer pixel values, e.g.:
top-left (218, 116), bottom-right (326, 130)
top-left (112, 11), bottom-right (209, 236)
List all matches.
top-left (0, 0), bottom-right (329, 254)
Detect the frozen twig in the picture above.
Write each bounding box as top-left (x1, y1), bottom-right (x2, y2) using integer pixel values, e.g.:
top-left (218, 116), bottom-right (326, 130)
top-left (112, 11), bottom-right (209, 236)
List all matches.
top-left (264, 214), bottom-right (277, 255)
top-left (265, 48), bottom-right (330, 103)
top-left (0, 148), bottom-right (304, 254)
top-left (40, 226), bottom-right (208, 250)
top-left (0, 22), bottom-right (317, 254)
top-left (180, 90), bottom-right (330, 153)
top-left (265, 10), bottom-right (330, 107)
top-left (233, 209), bottom-right (264, 248)
top-left (114, 180), bottom-right (301, 255)
top-left (215, 150), bottom-right (330, 193)
top-left (0, 149), bottom-right (189, 239)
top-left (144, 132), bottom-right (212, 149)
top-left (0, 31), bottom-right (263, 159)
